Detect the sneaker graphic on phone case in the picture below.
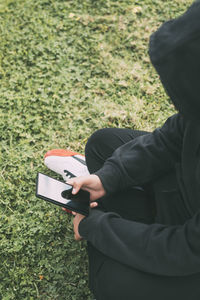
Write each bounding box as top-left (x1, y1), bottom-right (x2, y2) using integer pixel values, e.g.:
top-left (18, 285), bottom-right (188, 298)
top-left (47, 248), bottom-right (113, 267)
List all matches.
top-left (44, 149), bottom-right (89, 180)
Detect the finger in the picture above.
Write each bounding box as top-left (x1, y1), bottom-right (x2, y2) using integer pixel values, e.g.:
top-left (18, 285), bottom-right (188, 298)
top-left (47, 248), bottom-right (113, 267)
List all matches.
top-left (90, 202), bottom-right (98, 208)
top-left (72, 211), bottom-right (77, 216)
top-left (66, 178), bottom-right (76, 185)
top-left (67, 178), bottom-right (82, 195)
top-left (68, 175), bottom-right (93, 193)
top-left (74, 234), bottom-right (82, 241)
top-left (71, 183), bottom-right (79, 195)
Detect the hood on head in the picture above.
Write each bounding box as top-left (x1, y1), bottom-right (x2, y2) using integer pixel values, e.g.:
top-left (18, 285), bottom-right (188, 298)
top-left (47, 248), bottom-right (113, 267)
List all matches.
top-left (149, 0), bottom-right (200, 121)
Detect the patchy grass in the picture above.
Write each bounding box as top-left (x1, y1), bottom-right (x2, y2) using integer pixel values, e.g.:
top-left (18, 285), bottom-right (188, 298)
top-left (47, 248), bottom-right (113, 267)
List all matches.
top-left (0, 0), bottom-right (192, 299)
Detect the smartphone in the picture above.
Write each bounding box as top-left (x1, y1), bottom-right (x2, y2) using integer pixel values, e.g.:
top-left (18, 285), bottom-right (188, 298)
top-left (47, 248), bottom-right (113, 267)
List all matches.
top-left (36, 173), bottom-right (89, 216)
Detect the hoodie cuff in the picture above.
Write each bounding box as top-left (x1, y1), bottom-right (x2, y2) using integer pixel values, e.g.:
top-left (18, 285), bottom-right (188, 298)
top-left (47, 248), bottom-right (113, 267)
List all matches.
top-left (78, 209), bottom-right (105, 240)
top-left (94, 164), bottom-right (122, 195)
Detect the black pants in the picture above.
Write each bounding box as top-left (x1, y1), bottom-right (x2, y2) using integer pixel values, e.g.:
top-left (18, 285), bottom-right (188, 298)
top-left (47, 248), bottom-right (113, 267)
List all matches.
top-left (84, 128), bottom-right (200, 300)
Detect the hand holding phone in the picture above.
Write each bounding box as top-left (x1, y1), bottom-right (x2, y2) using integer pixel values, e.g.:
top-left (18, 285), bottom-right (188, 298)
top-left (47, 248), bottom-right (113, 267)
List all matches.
top-left (36, 173), bottom-right (90, 216)
top-left (67, 174), bottom-right (106, 202)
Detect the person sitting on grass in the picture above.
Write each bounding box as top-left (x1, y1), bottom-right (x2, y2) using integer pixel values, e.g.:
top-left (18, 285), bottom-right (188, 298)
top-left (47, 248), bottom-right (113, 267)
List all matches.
top-left (44, 1), bottom-right (200, 299)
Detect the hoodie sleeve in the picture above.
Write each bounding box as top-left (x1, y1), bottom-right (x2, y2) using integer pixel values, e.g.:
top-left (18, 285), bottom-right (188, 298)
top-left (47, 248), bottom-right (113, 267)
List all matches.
top-left (79, 209), bottom-right (200, 276)
top-left (95, 113), bottom-right (185, 194)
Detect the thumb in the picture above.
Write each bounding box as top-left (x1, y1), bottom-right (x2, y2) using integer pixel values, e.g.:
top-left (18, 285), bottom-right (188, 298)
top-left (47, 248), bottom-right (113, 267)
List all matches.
top-left (67, 178), bottom-right (81, 195)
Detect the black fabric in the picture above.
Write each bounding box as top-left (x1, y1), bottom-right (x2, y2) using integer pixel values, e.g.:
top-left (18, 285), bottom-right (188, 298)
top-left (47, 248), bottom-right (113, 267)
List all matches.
top-left (85, 128), bottom-right (155, 223)
top-left (81, 115), bottom-right (200, 276)
top-left (95, 115), bottom-right (184, 197)
top-left (85, 128), bottom-right (149, 174)
top-left (149, 0), bottom-right (200, 121)
top-left (87, 243), bottom-right (200, 300)
top-left (81, 128), bottom-right (200, 299)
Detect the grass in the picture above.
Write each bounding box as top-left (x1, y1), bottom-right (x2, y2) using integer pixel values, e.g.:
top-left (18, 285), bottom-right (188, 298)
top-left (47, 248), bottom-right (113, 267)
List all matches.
top-left (0, 0), bottom-right (193, 299)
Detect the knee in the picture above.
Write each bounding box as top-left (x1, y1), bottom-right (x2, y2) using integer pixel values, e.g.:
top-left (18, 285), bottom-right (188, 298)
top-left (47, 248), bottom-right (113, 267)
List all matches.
top-left (85, 128), bottom-right (110, 157)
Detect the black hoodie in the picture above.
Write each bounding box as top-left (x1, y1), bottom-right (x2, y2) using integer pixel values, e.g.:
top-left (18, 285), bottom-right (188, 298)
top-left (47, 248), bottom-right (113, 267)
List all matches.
top-left (79, 1), bottom-right (200, 276)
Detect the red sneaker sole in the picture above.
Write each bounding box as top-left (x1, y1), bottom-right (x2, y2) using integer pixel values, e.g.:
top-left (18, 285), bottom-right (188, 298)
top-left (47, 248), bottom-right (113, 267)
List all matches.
top-left (44, 149), bottom-right (84, 159)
